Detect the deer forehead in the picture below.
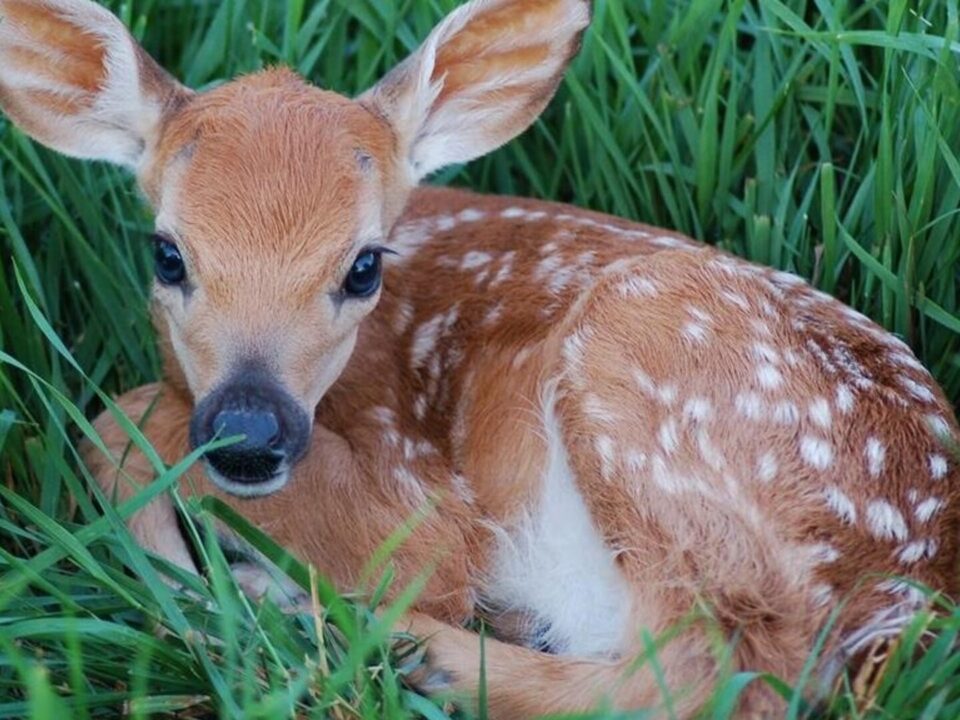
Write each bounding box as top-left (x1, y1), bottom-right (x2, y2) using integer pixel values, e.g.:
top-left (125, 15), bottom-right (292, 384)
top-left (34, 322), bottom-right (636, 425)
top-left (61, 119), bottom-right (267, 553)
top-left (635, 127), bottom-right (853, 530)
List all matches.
top-left (144, 70), bottom-right (400, 296)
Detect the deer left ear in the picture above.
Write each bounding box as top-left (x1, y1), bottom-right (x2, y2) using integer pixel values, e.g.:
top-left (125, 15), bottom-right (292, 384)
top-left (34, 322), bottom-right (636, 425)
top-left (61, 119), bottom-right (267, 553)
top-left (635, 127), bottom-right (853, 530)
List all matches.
top-left (0, 0), bottom-right (190, 170)
top-left (361, 0), bottom-right (591, 184)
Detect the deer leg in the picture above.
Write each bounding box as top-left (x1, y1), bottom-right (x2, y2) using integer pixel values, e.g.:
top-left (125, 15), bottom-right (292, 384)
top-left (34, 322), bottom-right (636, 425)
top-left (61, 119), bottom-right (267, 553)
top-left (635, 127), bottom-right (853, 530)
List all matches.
top-left (82, 382), bottom-right (198, 574)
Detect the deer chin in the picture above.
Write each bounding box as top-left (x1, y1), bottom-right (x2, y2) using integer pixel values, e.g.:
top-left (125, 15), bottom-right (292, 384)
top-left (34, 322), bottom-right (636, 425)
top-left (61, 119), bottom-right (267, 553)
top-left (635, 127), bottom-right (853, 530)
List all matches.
top-left (204, 462), bottom-right (292, 498)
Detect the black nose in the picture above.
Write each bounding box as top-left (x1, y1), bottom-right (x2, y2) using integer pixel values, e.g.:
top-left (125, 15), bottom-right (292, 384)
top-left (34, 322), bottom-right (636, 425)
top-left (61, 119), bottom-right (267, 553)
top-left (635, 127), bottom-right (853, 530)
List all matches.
top-left (214, 409), bottom-right (281, 450)
top-left (205, 408), bottom-right (283, 481)
top-left (189, 366), bottom-right (311, 487)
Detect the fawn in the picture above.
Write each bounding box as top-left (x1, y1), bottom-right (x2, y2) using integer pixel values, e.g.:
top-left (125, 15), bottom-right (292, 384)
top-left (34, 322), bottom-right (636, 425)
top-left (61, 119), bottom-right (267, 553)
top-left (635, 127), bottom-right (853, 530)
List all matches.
top-left (2, 0), bottom-right (959, 716)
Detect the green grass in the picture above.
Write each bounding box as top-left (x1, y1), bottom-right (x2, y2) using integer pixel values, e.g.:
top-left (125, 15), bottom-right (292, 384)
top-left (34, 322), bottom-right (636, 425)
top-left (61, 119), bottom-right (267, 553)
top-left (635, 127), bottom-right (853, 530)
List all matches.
top-left (1, 0), bottom-right (960, 717)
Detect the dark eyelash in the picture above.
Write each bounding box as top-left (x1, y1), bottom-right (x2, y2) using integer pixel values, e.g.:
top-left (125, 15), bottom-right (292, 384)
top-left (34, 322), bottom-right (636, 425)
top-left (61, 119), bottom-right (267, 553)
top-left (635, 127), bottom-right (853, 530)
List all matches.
top-left (365, 243), bottom-right (397, 257)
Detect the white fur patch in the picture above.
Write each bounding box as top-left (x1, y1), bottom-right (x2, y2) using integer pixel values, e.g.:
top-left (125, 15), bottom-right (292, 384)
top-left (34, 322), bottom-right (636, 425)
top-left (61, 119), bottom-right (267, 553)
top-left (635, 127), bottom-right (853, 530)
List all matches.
top-left (800, 436), bottom-right (834, 470)
top-left (484, 383), bottom-right (630, 656)
top-left (865, 437), bottom-right (886, 477)
top-left (824, 485), bottom-right (857, 523)
top-left (865, 500), bottom-right (909, 542)
top-left (929, 454), bottom-right (948, 480)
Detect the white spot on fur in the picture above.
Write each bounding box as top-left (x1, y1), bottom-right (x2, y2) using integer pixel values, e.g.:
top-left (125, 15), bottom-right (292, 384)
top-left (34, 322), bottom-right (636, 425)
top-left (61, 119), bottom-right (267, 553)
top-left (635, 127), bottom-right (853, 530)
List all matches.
top-left (411, 307), bottom-right (459, 369)
top-left (501, 207), bottom-right (527, 219)
top-left (461, 250), bottom-right (492, 270)
top-left (865, 437), bottom-right (886, 477)
top-left (650, 235), bottom-right (687, 248)
top-left (890, 352), bottom-right (927, 373)
top-left (772, 401), bottom-right (800, 425)
top-left (809, 543), bottom-right (840, 564)
top-left (812, 584), bottom-right (835, 608)
top-left (800, 436), bottom-right (833, 470)
top-left (403, 437), bottom-right (436, 461)
top-left (389, 219), bottom-right (434, 259)
top-left (624, 449), bottom-right (648, 474)
top-left (681, 322), bottom-right (709, 344)
top-left (751, 342), bottom-right (779, 364)
top-left (616, 276), bottom-right (658, 298)
top-left (633, 370), bottom-right (656, 396)
top-left (721, 291), bottom-right (750, 310)
top-left (687, 306), bottom-right (713, 324)
top-left (898, 375), bottom-right (935, 403)
top-left (929, 454), bottom-right (948, 480)
top-left (651, 455), bottom-right (682, 494)
top-left (535, 254), bottom-right (564, 281)
top-left (805, 339), bottom-right (838, 375)
top-left (594, 435), bottom-right (617, 480)
top-left (458, 208), bottom-right (486, 222)
top-left (657, 384), bottom-right (678, 406)
top-left (658, 419), bottom-right (679, 455)
top-left (486, 384), bottom-right (631, 656)
top-left (735, 392), bottom-right (764, 421)
top-left (865, 500), bottom-right (909, 542)
top-left (370, 405), bottom-right (396, 426)
top-left (413, 394), bottom-right (428, 421)
top-left (808, 397), bottom-right (832, 429)
top-left (926, 415), bottom-right (952, 439)
top-left (824, 486), bottom-right (857, 523)
top-left (682, 397), bottom-right (712, 423)
top-left (482, 302), bottom-right (504, 327)
top-left (897, 539), bottom-right (937, 564)
top-left (750, 319), bottom-right (773, 337)
top-left (697, 429), bottom-right (725, 470)
top-left (633, 370), bottom-right (676, 406)
top-left (835, 384), bottom-right (854, 414)
top-left (914, 497), bottom-right (944, 523)
top-left (756, 364), bottom-right (783, 390)
top-left (393, 466), bottom-right (428, 507)
top-left (771, 270), bottom-right (805, 286)
top-left (490, 251), bottom-right (516, 287)
top-left (757, 452), bottom-right (778, 483)
top-left (435, 215), bottom-right (457, 231)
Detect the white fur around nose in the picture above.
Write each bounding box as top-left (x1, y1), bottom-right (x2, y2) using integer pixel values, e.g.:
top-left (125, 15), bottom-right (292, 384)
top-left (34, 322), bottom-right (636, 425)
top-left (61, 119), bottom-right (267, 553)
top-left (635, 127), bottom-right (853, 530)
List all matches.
top-left (484, 383), bottom-right (631, 656)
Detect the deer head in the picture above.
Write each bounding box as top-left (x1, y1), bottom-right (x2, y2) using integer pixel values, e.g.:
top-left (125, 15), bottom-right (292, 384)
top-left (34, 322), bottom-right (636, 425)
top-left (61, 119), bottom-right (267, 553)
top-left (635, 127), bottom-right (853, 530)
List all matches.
top-left (0, 0), bottom-right (591, 495)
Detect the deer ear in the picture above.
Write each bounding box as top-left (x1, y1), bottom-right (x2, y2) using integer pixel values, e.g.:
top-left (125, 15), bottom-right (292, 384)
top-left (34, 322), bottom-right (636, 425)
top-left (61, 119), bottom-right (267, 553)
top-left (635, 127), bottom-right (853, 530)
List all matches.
top-left (362, 0), bottom-right (590, 183)
top-left (0, 0), bottom-right (190, 170)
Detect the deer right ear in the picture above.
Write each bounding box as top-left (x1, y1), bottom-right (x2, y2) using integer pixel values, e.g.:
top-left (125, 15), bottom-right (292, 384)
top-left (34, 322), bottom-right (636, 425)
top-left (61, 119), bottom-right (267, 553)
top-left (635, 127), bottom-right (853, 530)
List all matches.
top-left (361, 0), bottom-right (591, 184)
top-left (0, 0), bottom-right (190, 170)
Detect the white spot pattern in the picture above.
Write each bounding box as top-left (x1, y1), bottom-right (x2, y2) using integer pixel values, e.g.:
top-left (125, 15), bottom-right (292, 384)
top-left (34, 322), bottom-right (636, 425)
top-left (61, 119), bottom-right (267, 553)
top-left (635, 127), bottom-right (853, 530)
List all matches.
top-left (914, 497), bottom-right (944, 523)
top-left (808, 397), bottom-right (832, 429)
top-left (681, 322), bottom-right (709, 344)
top-left (756, 364), bottom-right (783, 389)
top-left (897, 539), bottom-right (937, 564)
top-left (865, 500), bottom-right (909, 542)
top-left (929, 454), bottom-right (948, 480)
top-left (865, 437), bottom-right (886, 478)
top-left (735, 392), bottom-right (764, 421)
top-left (756, 452), bottom-right (778, 483)
top-left (800, 436), bottom-right (834, 470)
top-left (824, 486), bottom-right (857, 523)
top-left (658, 419), bottom-right (679, 455)
top-left (835, 384), bottom-right (855, 414)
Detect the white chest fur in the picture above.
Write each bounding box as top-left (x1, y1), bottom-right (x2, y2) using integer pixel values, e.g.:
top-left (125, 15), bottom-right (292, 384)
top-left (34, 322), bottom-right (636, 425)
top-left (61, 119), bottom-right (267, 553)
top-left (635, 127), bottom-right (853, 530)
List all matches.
top-left (483, 384), bottom-right (632, 656)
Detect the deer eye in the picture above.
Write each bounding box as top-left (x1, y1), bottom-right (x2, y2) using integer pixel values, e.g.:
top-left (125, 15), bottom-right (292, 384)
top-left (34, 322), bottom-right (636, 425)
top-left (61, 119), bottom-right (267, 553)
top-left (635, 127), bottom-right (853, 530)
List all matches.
top-left (343, 249), bottom-right (382, 298)
top-left (153, 236), bottom-right (186, 286)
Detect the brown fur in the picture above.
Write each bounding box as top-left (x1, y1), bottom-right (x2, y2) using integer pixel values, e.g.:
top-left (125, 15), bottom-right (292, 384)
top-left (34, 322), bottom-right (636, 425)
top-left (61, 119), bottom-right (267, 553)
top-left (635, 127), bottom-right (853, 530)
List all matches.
top-left (3, 1), bottom-right (959, 718)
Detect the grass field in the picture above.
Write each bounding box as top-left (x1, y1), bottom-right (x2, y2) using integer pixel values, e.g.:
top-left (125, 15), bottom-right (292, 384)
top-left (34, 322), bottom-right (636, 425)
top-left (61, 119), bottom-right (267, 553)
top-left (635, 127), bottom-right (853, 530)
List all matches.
top-left (2, 0), bottom-right (960, 717)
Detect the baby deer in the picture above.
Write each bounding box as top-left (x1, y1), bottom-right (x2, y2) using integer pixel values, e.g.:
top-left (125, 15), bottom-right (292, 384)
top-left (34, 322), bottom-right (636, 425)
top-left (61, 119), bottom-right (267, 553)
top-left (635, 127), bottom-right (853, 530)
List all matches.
top-left (2, 0), bottom-right (958, 716)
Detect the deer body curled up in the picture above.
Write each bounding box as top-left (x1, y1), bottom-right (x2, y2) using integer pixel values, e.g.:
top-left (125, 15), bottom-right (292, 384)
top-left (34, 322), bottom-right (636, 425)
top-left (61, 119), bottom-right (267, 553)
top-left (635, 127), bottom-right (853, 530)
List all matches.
top-left (1, 0), bottom-right (958, 716)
